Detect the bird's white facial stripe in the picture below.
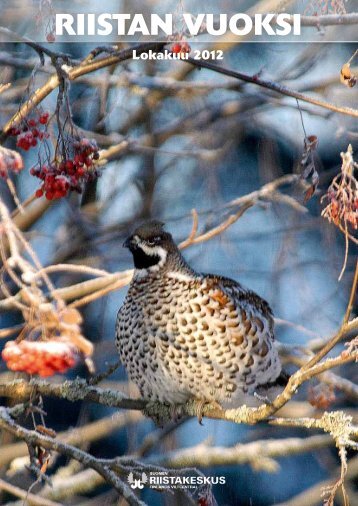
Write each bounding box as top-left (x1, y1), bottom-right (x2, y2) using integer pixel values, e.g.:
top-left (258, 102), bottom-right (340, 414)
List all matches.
top-left (139, 242), bottom-right (167, 262)
top-left (132, 235), bottom-right (167, 278)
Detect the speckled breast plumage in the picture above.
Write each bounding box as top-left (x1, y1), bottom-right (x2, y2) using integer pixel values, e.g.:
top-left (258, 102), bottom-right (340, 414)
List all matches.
top-left (116, 270), bottom-right (281, 405)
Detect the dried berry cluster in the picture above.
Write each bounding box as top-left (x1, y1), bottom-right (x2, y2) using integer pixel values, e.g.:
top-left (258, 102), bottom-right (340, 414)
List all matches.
top-left (321, 145), bottom-right (358, 231)
top-left (340, 63), bottom-right (357, 88)
top-left (31, 137), bottom-right (100, 200)
top-left (323, 187), bottom-right (358, 229)
top-left (170, 41), bottom-right (191, 55)
top-left (2, 339), bottom-right (79, 377)
top-left (308, 383), bottom-right (336, 410)
top-left (0, 145), bottom-right (24, 179)
top-left (8, 112), bottom-right (50, 151)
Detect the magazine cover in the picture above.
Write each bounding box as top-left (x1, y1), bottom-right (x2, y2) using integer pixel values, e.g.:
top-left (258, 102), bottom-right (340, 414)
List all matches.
top-left (0, 1), bottom-right (357, 505)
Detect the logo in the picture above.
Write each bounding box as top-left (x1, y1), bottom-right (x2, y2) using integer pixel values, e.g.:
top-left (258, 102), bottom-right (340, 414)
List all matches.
top-left (128, 472), bottom-right (148, 489)
top-left (127, 470), bottom-right (225, 490)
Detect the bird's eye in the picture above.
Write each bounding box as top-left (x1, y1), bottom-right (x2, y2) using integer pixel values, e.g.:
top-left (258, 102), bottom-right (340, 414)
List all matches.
top-left (146, 236), bottom-right (161, 246)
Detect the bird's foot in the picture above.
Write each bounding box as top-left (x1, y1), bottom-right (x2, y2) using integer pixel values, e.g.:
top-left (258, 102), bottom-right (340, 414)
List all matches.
top-left (189, 399), bottom-right (223, 425)
top-left (144, 401), bottom-right (188, 426)
top-left (144, 399), bottom-right (222, 426)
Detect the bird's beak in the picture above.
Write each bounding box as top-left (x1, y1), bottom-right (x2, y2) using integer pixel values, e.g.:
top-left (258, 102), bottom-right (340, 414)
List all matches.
top-left (123, 236), bottom-right (133, 249)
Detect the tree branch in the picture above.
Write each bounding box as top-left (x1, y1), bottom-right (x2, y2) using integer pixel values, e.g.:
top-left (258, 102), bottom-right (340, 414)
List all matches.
top-left (0, 406), bottom-right (145, 506)
top-left (186, 57), bottom-right (358, 118)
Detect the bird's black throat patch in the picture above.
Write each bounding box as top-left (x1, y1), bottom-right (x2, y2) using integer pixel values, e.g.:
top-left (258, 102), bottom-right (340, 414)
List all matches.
top-left (131, 247), bottom-right (161, 269)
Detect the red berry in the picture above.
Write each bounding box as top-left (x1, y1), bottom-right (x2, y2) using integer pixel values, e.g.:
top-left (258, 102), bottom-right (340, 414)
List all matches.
top-left (35, 188), bottom-right (44, 198)
top-left (16, 132), bottom-right (37, 151)
top-left (171, 43), bottom-right (182, 54)
top-left (18, 141), bottom-right (29, 151)
top-left (39, 112), bottom-right (49, 124)
top-left (73, 154), bottom-right (82, 166)
top-left (8, 128), bottom-right (20, 136)
top-left (65, 160), bottom-right (74, 171)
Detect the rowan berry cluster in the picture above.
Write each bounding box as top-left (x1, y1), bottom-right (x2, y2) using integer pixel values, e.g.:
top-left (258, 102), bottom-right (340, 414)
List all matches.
top-left (8, 112), bottom-right (50, 151)
top-left (31, 137), bottom-right (100, 200)
top-left (0, 145), bottom-right (24, 179)
top-left (2, 339), bottom-right (79, 377)
top-left (170, 41), bottom-right (191, 55)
